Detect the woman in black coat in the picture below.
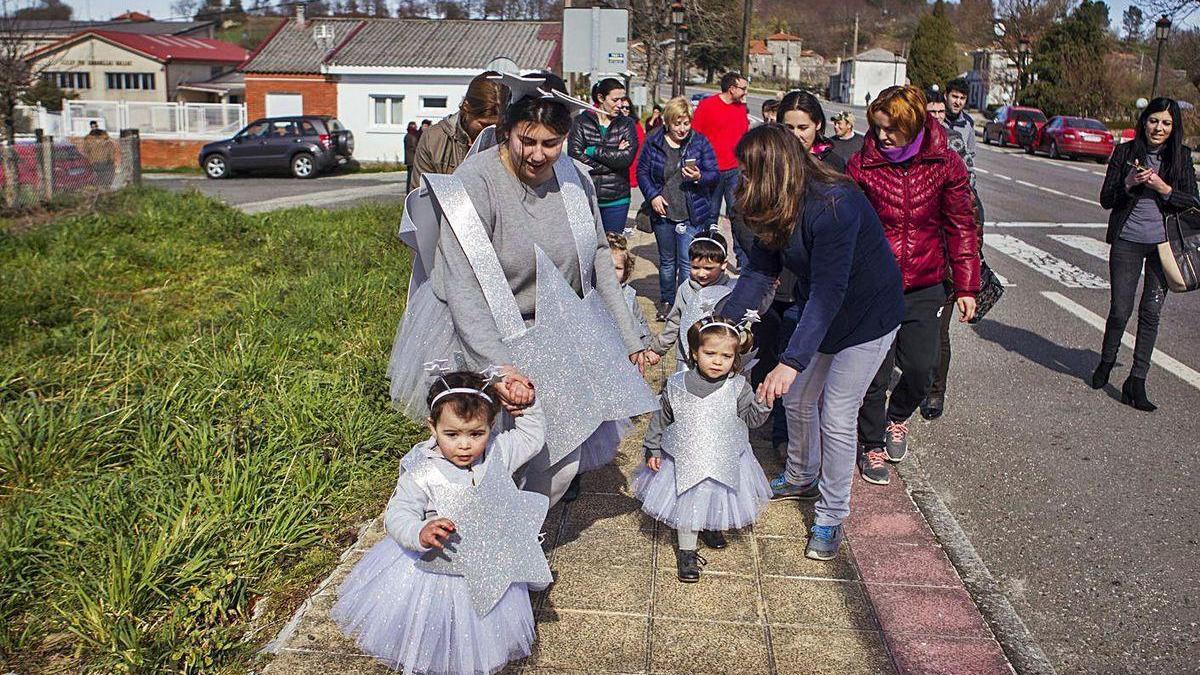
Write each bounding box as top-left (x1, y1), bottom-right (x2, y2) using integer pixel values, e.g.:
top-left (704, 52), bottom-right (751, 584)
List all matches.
top-left (1094, 97), bottom-right (1199, 411)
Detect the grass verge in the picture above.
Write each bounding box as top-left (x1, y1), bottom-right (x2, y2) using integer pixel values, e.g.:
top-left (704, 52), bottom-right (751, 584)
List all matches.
top-left (0, 187), bottom-right (420, 672)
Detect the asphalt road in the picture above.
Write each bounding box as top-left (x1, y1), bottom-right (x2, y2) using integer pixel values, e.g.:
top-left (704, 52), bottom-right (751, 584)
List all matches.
top-left (145, 169), bottom-right (407, 214)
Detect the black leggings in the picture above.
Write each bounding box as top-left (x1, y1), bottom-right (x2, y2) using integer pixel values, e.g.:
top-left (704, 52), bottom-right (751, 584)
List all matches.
top-left (1101, 239), bottom-right (1167, 380)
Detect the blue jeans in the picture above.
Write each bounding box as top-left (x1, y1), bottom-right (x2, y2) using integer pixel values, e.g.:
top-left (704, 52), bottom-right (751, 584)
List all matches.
top-left (708, 168), bottom-right (751, 268)
top-left (599, 202), bottom-right (631, 234)
top-left (651, 215), bottom-right (705, 304)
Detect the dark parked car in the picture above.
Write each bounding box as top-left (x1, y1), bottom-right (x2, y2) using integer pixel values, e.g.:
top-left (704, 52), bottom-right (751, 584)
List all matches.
top-left (1026, 116), bottom-right (1114, 162)
top-left (199, 116), bottom-right (353, 179)
top-left (982, 106), bottom-right (1047, 147)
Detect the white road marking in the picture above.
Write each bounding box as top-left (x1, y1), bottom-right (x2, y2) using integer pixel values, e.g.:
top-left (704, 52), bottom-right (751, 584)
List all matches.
top-left (991, 269), bottom-right (1013, 287)
top-left (1042, 291), bottom-right (1200, 391)
top-left (241, 184), bottom-right (400, 213)
top-left (1047, 234), bottom-right (1109, 261)
top-left (984, 234), bottom-right (1109, 289)
top-left (987, 222), bottom-right (1106, 228)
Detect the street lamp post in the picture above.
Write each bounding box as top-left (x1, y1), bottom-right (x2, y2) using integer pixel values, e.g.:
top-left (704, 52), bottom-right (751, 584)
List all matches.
top-left (677, 24), bottom-right (690, 98)
top-left (1151, 14), bottom-right (1172, 98)
top-left (1017, 38), bottom-right (1031, 105)
top-left (670, 1), bottom-right (685, 98)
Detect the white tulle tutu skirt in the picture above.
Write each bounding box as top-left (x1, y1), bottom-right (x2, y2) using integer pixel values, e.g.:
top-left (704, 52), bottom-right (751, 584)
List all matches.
top-left (577, 419), bottom-right (634, 473)
top-left (631, 449), bottom-right (770, 532)
top-left (388, 283), bottom-right (464, 422)
top-left (331, 536), bottom-right (536, 675)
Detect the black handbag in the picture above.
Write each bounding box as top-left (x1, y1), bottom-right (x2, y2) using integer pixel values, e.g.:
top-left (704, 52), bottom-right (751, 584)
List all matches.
top-left (967, 261), bottom-right (1005, 324)
top-left (1157, 207), bottom-right (1200, 293)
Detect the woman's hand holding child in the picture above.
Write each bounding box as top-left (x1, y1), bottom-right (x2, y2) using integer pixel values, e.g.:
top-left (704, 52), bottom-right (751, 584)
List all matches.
top-left (647, 456), bottom-right (662, 472)
top-left (495, 367), bottom-right (535, 416)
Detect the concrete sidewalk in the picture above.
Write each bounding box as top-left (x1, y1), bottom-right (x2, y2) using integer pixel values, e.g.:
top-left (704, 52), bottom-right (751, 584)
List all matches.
top-left (257, 229), bottom-right (1014, 674)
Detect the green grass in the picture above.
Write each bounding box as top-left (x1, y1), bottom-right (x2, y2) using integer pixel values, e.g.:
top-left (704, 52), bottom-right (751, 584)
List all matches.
top-left (0, 187), bottom-right (421, 672)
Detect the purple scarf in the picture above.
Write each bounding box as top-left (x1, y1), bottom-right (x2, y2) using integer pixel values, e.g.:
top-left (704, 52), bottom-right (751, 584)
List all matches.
top-left (879, 127), bottom-right (925, 164)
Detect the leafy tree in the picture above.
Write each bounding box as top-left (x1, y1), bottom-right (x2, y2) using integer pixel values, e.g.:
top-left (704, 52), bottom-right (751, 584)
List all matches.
top-left (1021, 0), bottom-right (1115, 117)
top-left (13, 0), bottom-right (72, 20)
top-left (1121, 5), bottom-right (1145, 42)
top-left (20, 77), bottom-right (75, 112)
top-left (908, 0), bottom-right (957, 89)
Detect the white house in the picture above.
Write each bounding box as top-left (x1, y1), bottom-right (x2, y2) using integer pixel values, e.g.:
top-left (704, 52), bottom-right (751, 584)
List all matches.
top-left (965, 49), bottom-right (1018, 110)
top-left (241, 14), bottom-right (562, 162)
top-left (831, 48), bottom-right (907, 106)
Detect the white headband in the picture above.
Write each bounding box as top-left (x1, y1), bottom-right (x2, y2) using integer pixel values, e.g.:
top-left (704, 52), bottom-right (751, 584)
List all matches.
top-left (431, 387), bottom-right (494, 409)
top-left (690, 236), bottom-right (727, 257)
top-left (700, 320), bottom-right (740, 334)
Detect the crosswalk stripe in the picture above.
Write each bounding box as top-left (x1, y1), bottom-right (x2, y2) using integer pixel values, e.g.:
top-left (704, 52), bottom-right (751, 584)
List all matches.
top-left (984, 233), bottom-right (1110, 289)
top-left (1047, 234), bottom-right (1109, 261)
top-left (1042, 291), bottom-right (1200, 391)
top-left (987, 222), bottom-right (1106, 228)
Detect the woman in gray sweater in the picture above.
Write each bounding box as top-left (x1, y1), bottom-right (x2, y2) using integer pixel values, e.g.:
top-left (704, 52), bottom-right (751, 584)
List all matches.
top-left (389, 73), bottom-right (659, 507)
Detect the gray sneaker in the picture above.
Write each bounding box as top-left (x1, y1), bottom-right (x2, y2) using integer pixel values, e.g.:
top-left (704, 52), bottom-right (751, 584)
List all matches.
top-left (805, 524), bottom-right (844, 560)
top-left (858, 448), bottom-right (890, 485)
top-left (769, 473), bottom-right (821, 501)
top-left (884, 420), bottom-right (910, 463)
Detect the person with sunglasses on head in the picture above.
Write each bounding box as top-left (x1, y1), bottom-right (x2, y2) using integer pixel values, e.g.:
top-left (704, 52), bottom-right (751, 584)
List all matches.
top-left (828, 110), bottom-right (864, 166)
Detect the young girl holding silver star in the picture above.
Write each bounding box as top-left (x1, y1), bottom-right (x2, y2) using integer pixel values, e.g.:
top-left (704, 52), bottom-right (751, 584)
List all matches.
top-left (633, 316), bottom-right (773, 582)
top-left (332, 368), bottom-right (548, 675)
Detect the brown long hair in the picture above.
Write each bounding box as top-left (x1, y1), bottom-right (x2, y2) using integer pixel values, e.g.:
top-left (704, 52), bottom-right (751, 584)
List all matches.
top-left (735, 124), bottom-right (841, 250)
top-left (461, 70), bottom-right (504, 124)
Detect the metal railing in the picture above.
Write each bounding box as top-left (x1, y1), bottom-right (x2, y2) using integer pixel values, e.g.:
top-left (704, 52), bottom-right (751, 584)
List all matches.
top-left (55, 100), bottom-right (246, 138)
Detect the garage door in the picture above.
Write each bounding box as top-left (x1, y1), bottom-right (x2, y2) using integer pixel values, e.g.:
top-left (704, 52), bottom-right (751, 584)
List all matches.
top-left (265, 93), bottom-right (303, 117)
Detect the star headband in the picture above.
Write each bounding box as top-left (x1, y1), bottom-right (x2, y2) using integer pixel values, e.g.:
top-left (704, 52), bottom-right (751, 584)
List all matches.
top-left (425, 360), bottom-right (503, 408)
top-left (486, 72), bottom-right (605, 116)
top-left (690, 236), bottom-right (727, 257)
top-left (696, 309), bottom-right (761, 336)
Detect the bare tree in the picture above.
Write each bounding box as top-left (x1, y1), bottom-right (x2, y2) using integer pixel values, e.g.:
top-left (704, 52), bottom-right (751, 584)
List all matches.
top-left (628, 0), bottom-right (672, 104)
top-left (0, 0), bottom-right (67, 143)
top-left (994, 0), bottom-right (1069, 90)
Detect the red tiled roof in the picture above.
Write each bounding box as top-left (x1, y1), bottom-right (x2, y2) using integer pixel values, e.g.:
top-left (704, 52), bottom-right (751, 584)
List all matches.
top-left (748, 39), bottom-right (770, 56)
top-left (766, 32), bottom-right (802, 41)
top-left (28, 29), bottom-right (247, 64)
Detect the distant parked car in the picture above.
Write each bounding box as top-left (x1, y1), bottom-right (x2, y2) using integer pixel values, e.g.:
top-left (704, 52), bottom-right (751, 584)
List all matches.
top-left (690, 93), bottom-right (707, 108)
top-left (1027, 116), bottom-right (1114, 162)
top-left (0, 143), bottom-right (96, 190)
top-left (199, 116), bottom-right (354, 179)
top-left (982, 105), bottom-right (1047, 147)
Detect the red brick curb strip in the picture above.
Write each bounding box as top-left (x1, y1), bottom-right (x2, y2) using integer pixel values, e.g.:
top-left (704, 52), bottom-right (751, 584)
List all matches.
top-left (846, 476), bottom-right (1018, 674)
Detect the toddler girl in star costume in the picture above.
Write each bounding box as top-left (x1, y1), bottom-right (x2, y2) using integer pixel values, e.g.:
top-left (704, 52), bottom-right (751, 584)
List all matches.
top-left (332, 368), bottom-right (546, 675)
top-left (650, 231), bottom-right (739, 369)
top-left (633, 315), bottom-right (772, 583)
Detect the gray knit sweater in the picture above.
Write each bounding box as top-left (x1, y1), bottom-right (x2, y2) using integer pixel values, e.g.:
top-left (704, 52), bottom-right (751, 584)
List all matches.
top-left (430, 146), bottom-right (643, 367)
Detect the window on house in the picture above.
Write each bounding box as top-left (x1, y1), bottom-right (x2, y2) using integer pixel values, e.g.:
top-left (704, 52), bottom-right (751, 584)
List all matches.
top-left (371, 95), bottom-right (404, 126)
top-left (421, 96), bottom-right (448, 109)
top-left (105, 72), bottom-right (156, 90)
top-left (43, 71), bottom-right (91, 89)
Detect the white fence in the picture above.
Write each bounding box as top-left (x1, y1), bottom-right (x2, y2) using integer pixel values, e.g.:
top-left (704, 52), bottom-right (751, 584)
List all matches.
top-left (15, 101), bottom-right (248, 139)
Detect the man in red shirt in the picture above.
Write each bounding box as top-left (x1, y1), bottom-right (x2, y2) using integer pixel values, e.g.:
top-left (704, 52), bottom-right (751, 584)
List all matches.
top-left (691, 71), bottom-right (751, 267)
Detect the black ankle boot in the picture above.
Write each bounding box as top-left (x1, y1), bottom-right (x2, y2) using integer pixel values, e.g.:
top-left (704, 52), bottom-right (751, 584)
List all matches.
top-left (675, 549), bottom-right (706, 583)
top-left (1121, 376), bottom-right (1157, 412)
top-left (1091, 360), bottom-right (1116, 389)
top-left (562, 475), bottom-right (582, 502)
top-left (699, 530), bottom-right (727, 550)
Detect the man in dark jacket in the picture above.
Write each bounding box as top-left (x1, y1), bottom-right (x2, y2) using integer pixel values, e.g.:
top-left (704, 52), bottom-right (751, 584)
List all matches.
top-left (568, 77), bottom-right (639, 233)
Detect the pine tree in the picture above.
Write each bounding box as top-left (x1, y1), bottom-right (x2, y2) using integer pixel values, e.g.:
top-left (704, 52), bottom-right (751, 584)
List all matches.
top-left (907, 0), bottom-right (958, 90)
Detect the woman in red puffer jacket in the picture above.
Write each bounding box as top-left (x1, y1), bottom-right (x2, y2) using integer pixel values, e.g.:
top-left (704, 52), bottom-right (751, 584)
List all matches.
top-left (846, 85), bottom-right (980, 487)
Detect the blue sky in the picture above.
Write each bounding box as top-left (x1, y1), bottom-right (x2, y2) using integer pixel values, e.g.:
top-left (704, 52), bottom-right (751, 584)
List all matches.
top-left (73, 0), bottom-right (1199, 30)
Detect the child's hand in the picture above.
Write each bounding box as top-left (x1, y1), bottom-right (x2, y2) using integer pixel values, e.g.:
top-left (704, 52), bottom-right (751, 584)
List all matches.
top-left (644, 350), bottom-right (661, 366)
top-left (419, 518), bottom-right (456, 550)
top-left (647, 456), bottom-right (662, 472)
top-left (495, 367), bottom-right (535, 415)
top-left (757, 363), bottom-right (799, 407)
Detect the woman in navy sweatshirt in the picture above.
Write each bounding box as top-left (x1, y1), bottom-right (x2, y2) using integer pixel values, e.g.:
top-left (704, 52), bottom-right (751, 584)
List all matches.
top-left (721, 125), bottom-right (904, 561)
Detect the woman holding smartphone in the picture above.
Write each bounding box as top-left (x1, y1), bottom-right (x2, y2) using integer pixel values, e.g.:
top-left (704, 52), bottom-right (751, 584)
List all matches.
top-left (637, 96), bottom-right (721, 319)
top-left (1094, 97), bottom-right (1198, 411)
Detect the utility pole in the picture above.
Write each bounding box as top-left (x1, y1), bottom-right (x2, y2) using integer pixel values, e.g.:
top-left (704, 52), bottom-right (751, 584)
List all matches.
top-left (741, 0), bottom-right (752, 76)
top-left (851, 12), bottom-right (859, 59)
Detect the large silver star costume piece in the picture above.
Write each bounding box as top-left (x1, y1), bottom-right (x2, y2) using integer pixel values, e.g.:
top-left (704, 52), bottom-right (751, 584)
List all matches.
top-left (414, 460), bottom-right (553, 617)
top-left (662, 371), bottom-right (749, 495)
top-left (505, 248), bottom-right (660, 464)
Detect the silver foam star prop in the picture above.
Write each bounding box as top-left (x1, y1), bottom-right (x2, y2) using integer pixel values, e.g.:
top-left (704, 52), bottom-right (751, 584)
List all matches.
top-left (486, 72), bottom-right (605, 116)
top-left (424, 359), bottom-right (452, 378)
top-left (505, 247), bottom-right (659, 464)
top-left (479, 364), bottom-right (506, 388)
top-left (414, 461), bottom-right (552, 617)
top-left (741, 309), bottom-right (761, 327)
top-left (662, 372), bottom-right (747, 495)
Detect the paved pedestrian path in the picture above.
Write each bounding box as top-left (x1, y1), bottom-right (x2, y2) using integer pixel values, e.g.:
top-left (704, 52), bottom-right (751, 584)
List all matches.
top-left (257, 229), bottom-right (1014, 674)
